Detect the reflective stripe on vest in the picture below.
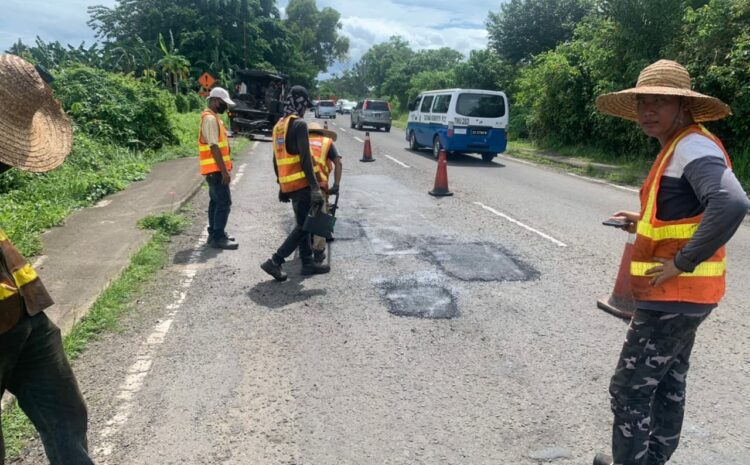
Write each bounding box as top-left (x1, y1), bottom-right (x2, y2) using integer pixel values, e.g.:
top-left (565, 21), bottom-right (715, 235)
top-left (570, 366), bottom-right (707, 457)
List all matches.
top-left (198, 110), bottom-right (232, 175)
top-left (630, 124), bottom-right (731, 303)
top-left (273, 115), bottom-right (311, 193)
top-left (309, 135), bottom-right (333, 191)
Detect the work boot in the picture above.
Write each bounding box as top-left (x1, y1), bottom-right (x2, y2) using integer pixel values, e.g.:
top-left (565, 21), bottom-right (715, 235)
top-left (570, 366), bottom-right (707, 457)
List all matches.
top-left (313, 249), bottom-right (326, 264)
top-left (593, 453), bottom-right (613, 465)
top-left (301, 262), bottom-right (330, 275)
top-left (261, 259), bottom-right (287, 282)
top-left (209, 237), bottom-right (239, 250)
top-left (206, 233), bottom-right (235, 244)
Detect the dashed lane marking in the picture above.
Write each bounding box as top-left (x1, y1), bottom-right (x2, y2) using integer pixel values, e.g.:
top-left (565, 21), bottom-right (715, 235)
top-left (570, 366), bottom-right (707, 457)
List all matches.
top-left (339, 128), bottom-right (347, 133)
top-left (385, 154), bottom-right (410, 168)
top-left (474, 201), bottom-right (568, 247)
top-left (354, 136), bottom-right (364, 143)
top-left (566, 172), bottom-right (639, 193)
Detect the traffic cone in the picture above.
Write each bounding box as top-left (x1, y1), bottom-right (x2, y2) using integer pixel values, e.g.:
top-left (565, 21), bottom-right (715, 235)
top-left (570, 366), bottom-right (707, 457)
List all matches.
top-left (429, 149), bottom-right (453, 197)
top-left (360, 131), bottom-right (375, 162)
top-left (597, 236), bottom-right (636, 319)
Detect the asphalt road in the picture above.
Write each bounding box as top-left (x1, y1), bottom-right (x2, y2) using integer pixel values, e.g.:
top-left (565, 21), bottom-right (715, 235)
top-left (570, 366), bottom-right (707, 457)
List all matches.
top-left (15, 115), bottom-right (750, 465)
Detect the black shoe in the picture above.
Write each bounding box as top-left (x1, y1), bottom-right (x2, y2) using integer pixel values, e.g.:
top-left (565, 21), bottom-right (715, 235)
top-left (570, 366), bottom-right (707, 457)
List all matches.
top-left (313, 250), bottom-right (326, 263)
top-left (301, 262), bottom-right (330, 275)
top-left (206, 233), bottom-right (235, 243)
top-left (593, 453), bottom-right (612, 465)
top-left (209, 238), bottom-right (239, 250)
top-left (261, 259), bottom-right (287, 282)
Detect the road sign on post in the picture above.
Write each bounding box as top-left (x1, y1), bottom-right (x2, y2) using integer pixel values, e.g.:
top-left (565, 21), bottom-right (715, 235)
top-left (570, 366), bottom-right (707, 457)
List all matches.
top-left (198, 72), bottom-right (216, 91)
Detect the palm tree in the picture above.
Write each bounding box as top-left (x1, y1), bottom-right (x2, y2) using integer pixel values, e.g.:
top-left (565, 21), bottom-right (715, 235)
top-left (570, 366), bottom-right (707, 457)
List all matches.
top-left (157, 31), bottom-right (190, 94)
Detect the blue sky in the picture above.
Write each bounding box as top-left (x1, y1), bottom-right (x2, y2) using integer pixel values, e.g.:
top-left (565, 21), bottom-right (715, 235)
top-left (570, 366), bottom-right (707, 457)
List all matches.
top-left (2, 0), bottom-right (506, 76)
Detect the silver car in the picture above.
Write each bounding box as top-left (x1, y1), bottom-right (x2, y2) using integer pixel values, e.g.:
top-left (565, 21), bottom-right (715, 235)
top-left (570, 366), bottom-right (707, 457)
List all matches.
top-left (314, 100), bottom-right (337, 119)
top-left (351, 99), bottom-right (392, 132)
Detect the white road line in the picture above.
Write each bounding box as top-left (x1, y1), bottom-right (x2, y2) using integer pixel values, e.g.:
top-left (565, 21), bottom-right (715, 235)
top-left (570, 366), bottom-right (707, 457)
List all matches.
top-left (339, 128), bottom-right (347, 133)
top-left (474, 201), bottom-right (568, 247)
top-left (566, 172), bottom-right (639, 193)
top-left (354, 136), bottom-right (364, 143)
top-left (385, 154), bottom-right (410, 168)
top-left (232, 163), bottom-right (248, 185)
top-left (95, 229), bottom-right (208, 459)
top-left (498, 155), bottom-right (535, 166)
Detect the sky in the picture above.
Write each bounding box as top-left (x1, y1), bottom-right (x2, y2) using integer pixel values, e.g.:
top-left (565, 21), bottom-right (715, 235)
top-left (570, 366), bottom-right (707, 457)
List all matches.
top-left (1, 0), bottom-right (505, 77)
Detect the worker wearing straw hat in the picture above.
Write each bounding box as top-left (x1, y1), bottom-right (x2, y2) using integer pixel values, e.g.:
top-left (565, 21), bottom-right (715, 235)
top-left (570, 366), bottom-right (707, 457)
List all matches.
top-left (306, 121), bottom-right (342, 264)
top-left (0, 55), bottom-right (95, 464)
top-left (592, 60), bottom-right (749, 465)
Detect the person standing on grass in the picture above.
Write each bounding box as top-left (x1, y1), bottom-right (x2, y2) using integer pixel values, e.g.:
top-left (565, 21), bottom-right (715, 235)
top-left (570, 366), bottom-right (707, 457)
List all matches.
top-left (0, 54), bottom-right (95, 465)
top-left (592, 60), bottom-right (749, 465)
top-left (199, 87), bottom-right (238, 250)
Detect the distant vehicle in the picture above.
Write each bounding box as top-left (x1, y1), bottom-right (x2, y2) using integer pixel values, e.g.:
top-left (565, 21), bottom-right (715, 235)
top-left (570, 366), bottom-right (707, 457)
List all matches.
top-left (336, 99), bottom-right (355, 114)
top-left (406, 88), bottom-right (508, 162)
top-left (227, 69), bottom-right (288, 137)
top-left (351, 99), bottom-right (392, 132)
top-left (315, 100), bottom-right (337, 119)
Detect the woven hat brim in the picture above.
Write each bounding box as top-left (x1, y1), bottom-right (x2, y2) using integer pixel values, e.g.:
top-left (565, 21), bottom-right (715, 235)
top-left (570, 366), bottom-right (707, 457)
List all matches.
top-left (596, 86), bottom-right (732, 122)
top-left (0, 95), bottom-right (72, 172)
top-left (308, 127), bottom-right (337, 142)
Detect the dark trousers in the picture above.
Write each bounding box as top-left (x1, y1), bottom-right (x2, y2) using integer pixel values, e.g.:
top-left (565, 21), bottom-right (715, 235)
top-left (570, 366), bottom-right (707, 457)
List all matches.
top-left (0, 312), bottom-right (94, 465)
top-left (273, 188), bottom-right (313, 265)
top-left (609, 309), bottom-right (709, 465)
top-left (206, 172), bottom-right (232, 241)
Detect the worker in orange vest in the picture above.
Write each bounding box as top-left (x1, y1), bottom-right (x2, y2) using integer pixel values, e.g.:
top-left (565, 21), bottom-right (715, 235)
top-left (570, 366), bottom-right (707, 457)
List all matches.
top-left (260, 86), bottom-right (327, 281)
top-left (199, 87), bottom-right (238, 250)
top-left (592, 60), bottom-right (749, 465)
top-left (0, 54), bottom-right (95, 465)
top-left (307, 122), bottom-right (342, 264)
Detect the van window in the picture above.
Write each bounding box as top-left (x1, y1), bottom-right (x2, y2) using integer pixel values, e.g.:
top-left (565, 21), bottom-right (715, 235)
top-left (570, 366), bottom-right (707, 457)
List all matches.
top-left (365, 100), bottom-right (389, 111)
top-left (432, 95), bottom-right (451, 114)
top-left (355, 101), bottom-right (363, 110)
top-left (456, 93), bottom-right (506, 118)
top-left (420, 95), bottom-right (434, 113)
top-left (319, 101), bottom-right (335, 107)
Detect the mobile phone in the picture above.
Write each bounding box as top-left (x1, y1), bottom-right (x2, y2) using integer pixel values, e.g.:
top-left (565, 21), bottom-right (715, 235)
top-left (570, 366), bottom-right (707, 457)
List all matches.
top-left (602, 219), bottom-right (630, 227)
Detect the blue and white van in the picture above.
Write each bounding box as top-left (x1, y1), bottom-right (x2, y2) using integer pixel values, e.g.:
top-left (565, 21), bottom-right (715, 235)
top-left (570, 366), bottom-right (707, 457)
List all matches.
top-left (406, 89), bottom-right (509, 162)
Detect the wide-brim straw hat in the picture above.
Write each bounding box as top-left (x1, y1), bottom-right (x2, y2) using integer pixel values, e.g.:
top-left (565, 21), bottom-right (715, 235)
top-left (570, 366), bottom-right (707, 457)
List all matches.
top-left (596, 60), bottom-right (731, 122)
top-left (307, 122), bottom-right (337, 141)
top-left (0, 54), bottom-right (73, 172)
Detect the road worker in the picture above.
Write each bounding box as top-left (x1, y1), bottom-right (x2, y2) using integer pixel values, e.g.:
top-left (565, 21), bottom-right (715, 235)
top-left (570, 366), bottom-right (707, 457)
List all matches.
top-left (260, 86), bottom-right (328, 281)
top-left (306, 122), bottom-right (342, 264)
top-left (592, 60), bottom-right (749, 465)
top-left (0, 54), bottom-right (96, 465)
top-left (199, 87), bottom-right (238, 250)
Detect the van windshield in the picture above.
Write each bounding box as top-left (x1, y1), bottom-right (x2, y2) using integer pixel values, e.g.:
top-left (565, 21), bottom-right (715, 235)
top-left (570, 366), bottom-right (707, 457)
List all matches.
top-left (319, 101), bottom-right (335, 107)
top-left (456, 94), bottom-right (505, 118)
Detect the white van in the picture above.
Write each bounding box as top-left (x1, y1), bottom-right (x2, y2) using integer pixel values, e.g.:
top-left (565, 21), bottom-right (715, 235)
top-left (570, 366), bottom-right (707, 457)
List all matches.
top-left (406, 89), bottom-right (509, 162)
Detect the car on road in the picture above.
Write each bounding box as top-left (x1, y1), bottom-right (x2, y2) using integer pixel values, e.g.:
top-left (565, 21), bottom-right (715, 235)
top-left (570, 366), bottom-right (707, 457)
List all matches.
top-left (314, 100), bottom-right (337, 119)
top-left (336, 99), bottom-right (356, 114)
top-left (406, 88), bottom-right (509, 162)
top-left (351, 99), bottom-right (392, 132)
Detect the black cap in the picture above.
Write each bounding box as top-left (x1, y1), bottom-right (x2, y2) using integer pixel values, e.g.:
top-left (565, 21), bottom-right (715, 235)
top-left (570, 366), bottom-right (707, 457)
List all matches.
top-left (289, 85), bottom-right (313, 108)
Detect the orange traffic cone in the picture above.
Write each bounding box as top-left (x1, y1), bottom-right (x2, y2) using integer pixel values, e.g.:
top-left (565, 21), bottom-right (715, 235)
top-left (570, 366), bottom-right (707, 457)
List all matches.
top-left (429, 149), bottom-right (453, 197)
top-left (360, 131), bottom-right (375, 162)
top-left (597, 236), bottom-right (636, 319)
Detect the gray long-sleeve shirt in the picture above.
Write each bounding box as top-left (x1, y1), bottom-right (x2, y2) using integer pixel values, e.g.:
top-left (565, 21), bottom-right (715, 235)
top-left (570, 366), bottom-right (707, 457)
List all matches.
top-left (637, 133), bottom-right (749, 314)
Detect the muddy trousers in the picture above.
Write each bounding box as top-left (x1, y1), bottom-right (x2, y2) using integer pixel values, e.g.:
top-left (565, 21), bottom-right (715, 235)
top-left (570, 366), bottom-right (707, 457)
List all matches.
top-left (0, 312), bottom-right (94, 465)
top-left (609, 308), bottom-right (709, 465)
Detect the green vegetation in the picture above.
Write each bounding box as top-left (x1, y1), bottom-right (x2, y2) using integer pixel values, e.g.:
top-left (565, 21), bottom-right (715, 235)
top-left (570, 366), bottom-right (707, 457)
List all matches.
top-left (3, 212), bottom-right (190, 459)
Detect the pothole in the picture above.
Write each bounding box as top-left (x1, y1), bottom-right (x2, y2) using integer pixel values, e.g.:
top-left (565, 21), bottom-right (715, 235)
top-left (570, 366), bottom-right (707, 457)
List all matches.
top-left (331, 219), bottom-right (364, 240)
top-left (382, 284), bottom-right (458, 319)
top-left (421, 242), bottom-right (539, 282)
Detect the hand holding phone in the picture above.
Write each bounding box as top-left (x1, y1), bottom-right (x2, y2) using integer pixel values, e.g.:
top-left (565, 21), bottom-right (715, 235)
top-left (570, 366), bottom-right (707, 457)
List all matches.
top-left (602, 218), bottom-right (630, 227)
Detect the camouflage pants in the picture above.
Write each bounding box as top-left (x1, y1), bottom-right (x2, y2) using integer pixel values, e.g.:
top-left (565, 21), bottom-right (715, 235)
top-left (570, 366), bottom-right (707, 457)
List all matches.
top-left (609, 308), bottom-right (709, 465)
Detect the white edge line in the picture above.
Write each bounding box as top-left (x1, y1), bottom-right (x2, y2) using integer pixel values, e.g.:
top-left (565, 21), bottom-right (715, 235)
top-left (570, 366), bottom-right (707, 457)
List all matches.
top-left (567, 172), bottom-right (639, 193)
top-left (353, 136), bottom-right (364, 143)
top-left (498, 155), bottom-right (535, 166)
top-left (474, 202), bottom-right (567, 247)
top-left (384, 154), bottom-right (410, 168)
top-left (339, 128), bottom-right (347, 133)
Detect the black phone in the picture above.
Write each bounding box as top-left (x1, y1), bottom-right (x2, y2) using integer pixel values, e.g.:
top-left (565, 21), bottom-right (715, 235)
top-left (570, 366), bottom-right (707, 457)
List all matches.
top-left (602, 219), bottom-right (629, 227)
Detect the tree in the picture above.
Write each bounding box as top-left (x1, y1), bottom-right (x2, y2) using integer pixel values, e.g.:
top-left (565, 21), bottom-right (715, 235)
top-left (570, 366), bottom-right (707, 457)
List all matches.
top-left (487, 0), bottom-right (594, 63)
top-left (157, 31), bottom-right (191, 94)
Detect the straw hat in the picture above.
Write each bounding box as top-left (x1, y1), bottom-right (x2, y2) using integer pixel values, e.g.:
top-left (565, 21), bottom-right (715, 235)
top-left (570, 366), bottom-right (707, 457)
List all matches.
top-left (596, 59), bottom-right (731, 122)
top-left (0, 54), bottom-right (73, 172)
top-left (307, 121), bottom-right (337, 141)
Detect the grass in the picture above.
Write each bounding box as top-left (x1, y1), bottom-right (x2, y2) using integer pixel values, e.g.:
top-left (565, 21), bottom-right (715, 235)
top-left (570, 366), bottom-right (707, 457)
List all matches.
top-left (2, 212), bottom-right (189, 459)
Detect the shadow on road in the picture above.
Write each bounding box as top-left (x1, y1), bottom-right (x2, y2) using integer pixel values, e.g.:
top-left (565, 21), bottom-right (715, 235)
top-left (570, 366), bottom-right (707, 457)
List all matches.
top-left (405, 148), bottom-right (506, 168)
top-left (247, 277), bottom-right (327, 310)
top-left (173, 246), bottom-right (223, 264)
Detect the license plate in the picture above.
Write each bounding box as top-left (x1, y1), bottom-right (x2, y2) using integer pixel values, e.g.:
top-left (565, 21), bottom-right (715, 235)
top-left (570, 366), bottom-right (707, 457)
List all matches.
top-left (471, 129), bottom-right (488, 136)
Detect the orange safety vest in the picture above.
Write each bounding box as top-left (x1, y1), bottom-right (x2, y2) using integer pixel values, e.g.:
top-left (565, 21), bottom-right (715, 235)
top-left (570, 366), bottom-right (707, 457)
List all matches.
top-left (309, 134), bottom-right (334, 192)
top-left (272, 115), bottom-right (329, 193)
top-left (0, 230), bottom-right (54, 334)
top-left (198, 110), bottom-right (232, 175)
top-left (630, 124), bottom-right (731, 304)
